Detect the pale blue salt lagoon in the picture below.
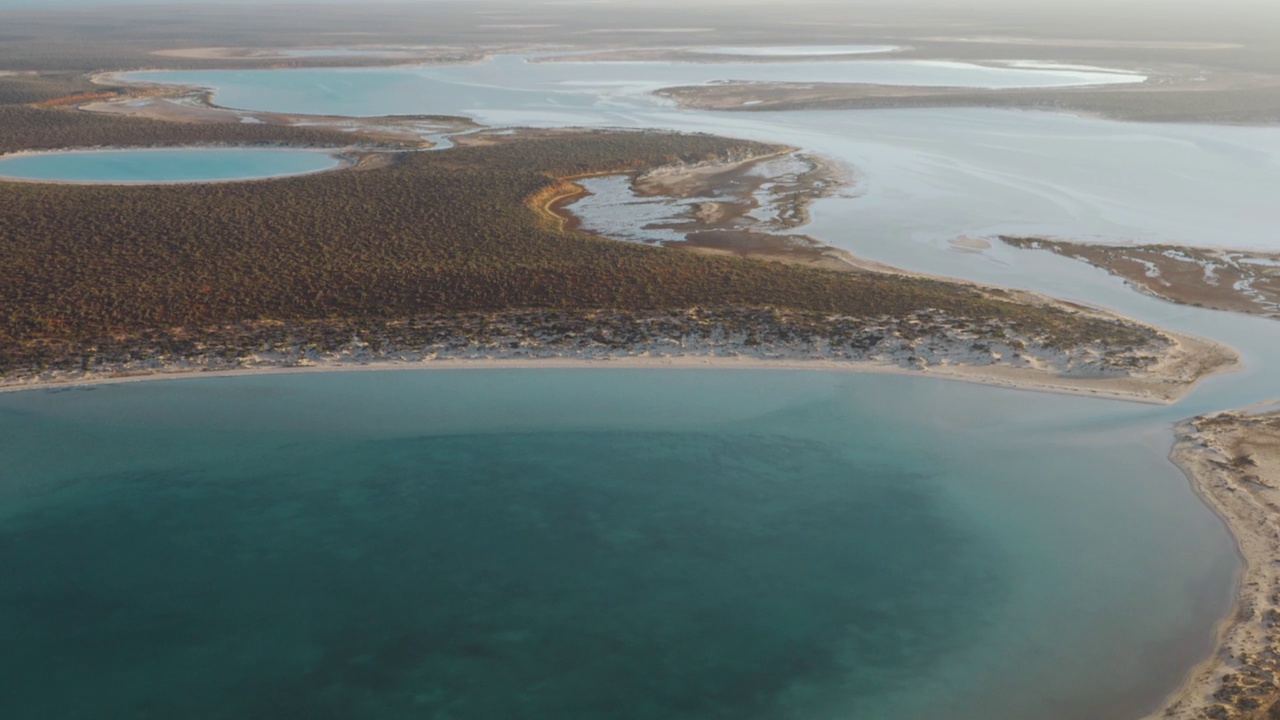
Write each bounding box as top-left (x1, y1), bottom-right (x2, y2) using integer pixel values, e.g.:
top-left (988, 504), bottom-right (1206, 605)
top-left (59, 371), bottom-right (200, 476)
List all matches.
top-left (13, 52), bottom-right (1280, 718)
top-left (0, 148), bottom-right (343, 184)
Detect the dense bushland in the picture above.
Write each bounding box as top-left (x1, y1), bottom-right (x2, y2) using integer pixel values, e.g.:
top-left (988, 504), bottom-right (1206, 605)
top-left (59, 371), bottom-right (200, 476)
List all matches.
top-left (0, 127), bottom-right (1156, 370)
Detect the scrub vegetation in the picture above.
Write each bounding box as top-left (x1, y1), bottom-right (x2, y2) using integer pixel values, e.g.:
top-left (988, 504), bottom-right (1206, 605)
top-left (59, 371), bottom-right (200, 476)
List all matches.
top-left (0, 124), bottom-right (1160, 373)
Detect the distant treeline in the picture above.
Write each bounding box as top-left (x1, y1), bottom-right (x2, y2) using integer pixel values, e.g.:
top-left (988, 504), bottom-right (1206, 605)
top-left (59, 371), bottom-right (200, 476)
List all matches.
top-left (0, 73), bottom-right (102, 105)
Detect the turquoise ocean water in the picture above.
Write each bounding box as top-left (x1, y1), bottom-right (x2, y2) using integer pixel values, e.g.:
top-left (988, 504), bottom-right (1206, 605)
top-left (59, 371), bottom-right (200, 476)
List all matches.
top-left (0, 370), bottom-right (1236, 719)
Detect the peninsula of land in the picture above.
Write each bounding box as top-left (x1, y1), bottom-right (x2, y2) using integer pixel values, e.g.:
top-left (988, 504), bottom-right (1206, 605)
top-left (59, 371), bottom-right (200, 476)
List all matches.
top-left (0, 112), bottom-right (1236, 403)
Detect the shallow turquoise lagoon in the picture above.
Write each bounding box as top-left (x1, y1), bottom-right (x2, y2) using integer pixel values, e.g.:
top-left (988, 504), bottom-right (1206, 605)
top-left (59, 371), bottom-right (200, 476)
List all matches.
top-left (122, 54), bottom-right (1143, 119)
top-left (0, 148), bottom-right (342, 184)
top-left (0, 370), bottom-right (1236, 720)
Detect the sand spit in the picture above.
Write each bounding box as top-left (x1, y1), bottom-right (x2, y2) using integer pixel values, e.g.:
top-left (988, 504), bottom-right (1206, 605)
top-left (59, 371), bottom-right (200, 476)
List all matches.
top-left (1160, 410), bottom-right (1280, 719)
top-left (525, 148), bottom-right (1238, 405)
top-left (0, 309), bottom-right (1237, 405)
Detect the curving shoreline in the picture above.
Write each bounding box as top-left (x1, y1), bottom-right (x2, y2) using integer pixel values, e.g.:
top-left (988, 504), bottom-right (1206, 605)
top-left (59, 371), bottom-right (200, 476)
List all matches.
top-left (1156, 412), bottom-right (1280, 719)
top-left (0, 316), bottom-right (1238, 406)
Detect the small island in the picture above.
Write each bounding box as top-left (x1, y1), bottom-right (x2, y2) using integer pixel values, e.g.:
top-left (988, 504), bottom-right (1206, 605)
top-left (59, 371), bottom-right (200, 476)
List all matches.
top-left (1001, 237), bottom-right (1280, 320)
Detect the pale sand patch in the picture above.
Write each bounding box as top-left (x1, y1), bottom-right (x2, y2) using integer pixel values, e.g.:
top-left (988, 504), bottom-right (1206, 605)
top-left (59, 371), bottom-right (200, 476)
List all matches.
top-left (1156, 410), bottom-right (1280, 719)
top-left (949, 236), bottom-right (993, 250)
top-left (931, 330), bottom-right (1238, 404)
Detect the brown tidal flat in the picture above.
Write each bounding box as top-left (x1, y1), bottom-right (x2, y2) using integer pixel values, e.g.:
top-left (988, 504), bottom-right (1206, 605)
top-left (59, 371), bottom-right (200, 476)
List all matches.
top-left (1001, 237), bottom-right (1280, 319)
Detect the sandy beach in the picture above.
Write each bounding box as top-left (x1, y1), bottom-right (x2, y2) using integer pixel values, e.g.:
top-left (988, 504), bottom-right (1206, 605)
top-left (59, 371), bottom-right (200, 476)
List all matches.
top-left (1157, 410), bottom-right (1280, 719)
top-left (0, 326), bottom-right (1238, 405)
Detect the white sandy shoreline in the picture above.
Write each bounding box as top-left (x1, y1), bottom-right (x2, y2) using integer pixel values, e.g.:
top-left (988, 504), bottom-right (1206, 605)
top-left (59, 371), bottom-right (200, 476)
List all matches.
top-left (0, 348), bottom-right (1235, 404)
top-left (1152, 413), bottom-right (1280, 719)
